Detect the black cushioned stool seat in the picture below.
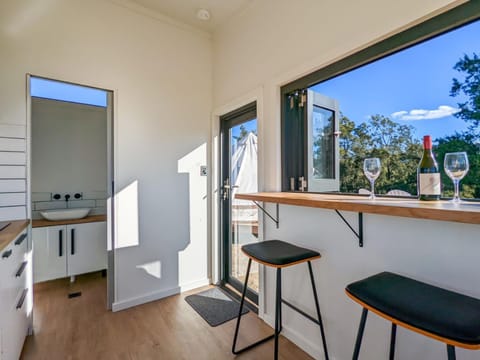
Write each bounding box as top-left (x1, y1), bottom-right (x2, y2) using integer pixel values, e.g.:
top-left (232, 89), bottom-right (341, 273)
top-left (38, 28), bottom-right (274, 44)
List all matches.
top-left (346, 271), bottom-right (480, 360)
top-left (232, 240), bottom-right (329, 360)
top-left (241, 240), bottom-right (320, 267)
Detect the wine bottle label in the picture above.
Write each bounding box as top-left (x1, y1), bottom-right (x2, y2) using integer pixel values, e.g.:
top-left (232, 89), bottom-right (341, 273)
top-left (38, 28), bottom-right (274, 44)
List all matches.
top-left (419, 173), bottom-right (441, 195)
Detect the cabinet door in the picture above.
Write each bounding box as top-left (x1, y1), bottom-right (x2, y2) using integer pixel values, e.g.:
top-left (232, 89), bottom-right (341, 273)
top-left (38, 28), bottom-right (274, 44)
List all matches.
top-left (32, 226), bottom-right (67, 283)
top-left (67, 222), bottom-right (107, 276)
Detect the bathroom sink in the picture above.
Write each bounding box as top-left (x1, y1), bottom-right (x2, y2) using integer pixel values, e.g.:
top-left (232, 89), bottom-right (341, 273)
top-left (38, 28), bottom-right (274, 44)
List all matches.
top-left (40, 208), bottom-right (91, 221)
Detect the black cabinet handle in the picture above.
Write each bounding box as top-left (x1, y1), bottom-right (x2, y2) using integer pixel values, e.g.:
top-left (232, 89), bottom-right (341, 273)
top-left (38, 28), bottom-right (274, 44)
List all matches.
top-left (16, 261), bottom-right (28, 277)
top-left (15, 233), bottom-right (27, 246)
top-left (16, 288), bottom-right (28, 310)
top-left (2, 249), bottom-right (12, 259)
top-left (59, 230), bottom-right (63, 257)
top-left (71, 228), bottom-right (75, 255)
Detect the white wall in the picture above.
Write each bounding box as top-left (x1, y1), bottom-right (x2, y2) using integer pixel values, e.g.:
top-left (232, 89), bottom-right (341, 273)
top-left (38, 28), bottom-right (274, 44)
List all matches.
top-left (212, 1), bottom-right (479, 359)
top-left (0, 0), bottom-right (211, 309)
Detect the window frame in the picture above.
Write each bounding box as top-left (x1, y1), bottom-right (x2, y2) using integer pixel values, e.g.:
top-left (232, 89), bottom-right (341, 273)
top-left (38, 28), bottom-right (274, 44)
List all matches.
top-left (281, 1), bottom-right (480, 193)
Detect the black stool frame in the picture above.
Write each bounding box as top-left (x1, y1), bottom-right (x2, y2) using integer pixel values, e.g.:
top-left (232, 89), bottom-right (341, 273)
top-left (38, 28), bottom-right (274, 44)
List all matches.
top-left (352, 308), bottom-right (457, 360)
top-left (232, 258), bottom-right (329, 360)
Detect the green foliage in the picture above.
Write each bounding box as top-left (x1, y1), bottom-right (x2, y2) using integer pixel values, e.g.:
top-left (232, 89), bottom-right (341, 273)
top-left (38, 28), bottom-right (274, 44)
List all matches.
top-left (435, 132), bottom-right (480, 198)
top-left (450, 53), bottom-right (480, 131)
top-left (339, 114), bottom-right (421, 194)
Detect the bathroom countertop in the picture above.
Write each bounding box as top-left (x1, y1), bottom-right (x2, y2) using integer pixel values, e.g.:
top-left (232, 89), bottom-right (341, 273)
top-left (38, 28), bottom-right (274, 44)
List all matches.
top-left (32, 214), bottom-right (107, 228)
top-left (0, 220), bottom-right (30, 252)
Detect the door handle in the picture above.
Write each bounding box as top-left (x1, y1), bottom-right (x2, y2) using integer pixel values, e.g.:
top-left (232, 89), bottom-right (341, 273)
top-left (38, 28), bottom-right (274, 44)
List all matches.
top-left (59, 230), bottom-right (63, 257)
top-left (71, 228), bottom-right (75, 255)
top-left (2, 249), bottom-right (12, 259)
top-left (15, 233), bottom-right (27, 246)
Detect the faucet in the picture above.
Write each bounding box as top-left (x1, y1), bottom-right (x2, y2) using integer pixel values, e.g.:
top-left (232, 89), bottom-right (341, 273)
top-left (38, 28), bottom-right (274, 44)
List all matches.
top-left (65, 194), bottom-right (71, 202)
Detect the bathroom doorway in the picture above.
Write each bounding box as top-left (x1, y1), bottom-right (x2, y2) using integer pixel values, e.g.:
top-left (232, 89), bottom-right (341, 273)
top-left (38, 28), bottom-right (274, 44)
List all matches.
top-left (27, 75), bottom-right (115, 310)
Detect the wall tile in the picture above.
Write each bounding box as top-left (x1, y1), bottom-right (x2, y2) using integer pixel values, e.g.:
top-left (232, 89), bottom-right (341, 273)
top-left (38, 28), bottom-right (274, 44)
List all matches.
top-left (31, 192), bottom-right (52, 202)
top-left (68, 200), bottom-right (96, 209)
top-left (34, 201), bottom-right (67, 211)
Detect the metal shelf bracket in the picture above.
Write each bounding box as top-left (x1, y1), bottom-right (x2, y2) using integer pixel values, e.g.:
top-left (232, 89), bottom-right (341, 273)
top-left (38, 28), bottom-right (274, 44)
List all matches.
top-left (253, 201), bottom-right (279, 228)
top-left (335, 210), bottom-right (364, 247)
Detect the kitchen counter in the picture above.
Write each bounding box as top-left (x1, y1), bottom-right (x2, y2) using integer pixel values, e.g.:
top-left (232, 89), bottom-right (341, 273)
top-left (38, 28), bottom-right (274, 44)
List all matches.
top-left (32, 214), bottom-right (107, 228)
top-left (0, 220), bottom-right (30, 252)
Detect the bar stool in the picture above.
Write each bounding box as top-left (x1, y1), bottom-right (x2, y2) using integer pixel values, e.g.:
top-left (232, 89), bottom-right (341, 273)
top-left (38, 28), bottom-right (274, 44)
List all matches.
top-left (346, 272), bottom-right (480, 360)
top-left (232, 240), bottom-right (329, 360)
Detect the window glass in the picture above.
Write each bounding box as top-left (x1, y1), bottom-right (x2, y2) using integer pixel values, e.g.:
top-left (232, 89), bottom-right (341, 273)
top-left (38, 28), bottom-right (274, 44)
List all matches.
top-left (282, 4), bottom-right (480, 199)
top-left (30, 77), bottom-right (107, 107)
top-left (312, 105), bottom-right (335, 179)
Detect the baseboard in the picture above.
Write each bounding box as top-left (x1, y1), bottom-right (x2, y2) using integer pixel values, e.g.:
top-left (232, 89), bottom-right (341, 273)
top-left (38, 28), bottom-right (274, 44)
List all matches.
top-left (180, 278), bottom-right (210, 292)
top-left (112, 286), bottom-right (180, 312)
top-left (111, 278), bottom-right (210, 312)
top-left (262, 314), bottom-right (330, 360)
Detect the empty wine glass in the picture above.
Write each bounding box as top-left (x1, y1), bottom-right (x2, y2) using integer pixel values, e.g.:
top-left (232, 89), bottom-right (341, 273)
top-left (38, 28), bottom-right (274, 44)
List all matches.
top-left (363, 158), bottom-right (381, 199)
top-left (444, 152), bottom-right (469, 203)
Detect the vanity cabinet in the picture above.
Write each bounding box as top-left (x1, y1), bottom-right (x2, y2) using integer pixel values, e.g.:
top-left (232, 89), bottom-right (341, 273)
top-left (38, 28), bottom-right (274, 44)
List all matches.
top-left (32, 221), bottom-right (106, 283)
top-left (0, 228), bottom-right (30, 360)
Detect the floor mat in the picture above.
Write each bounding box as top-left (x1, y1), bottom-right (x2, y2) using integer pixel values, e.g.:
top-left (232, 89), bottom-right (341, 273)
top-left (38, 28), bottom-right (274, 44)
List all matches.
top-left (185, 287), bottom-right (249, 327)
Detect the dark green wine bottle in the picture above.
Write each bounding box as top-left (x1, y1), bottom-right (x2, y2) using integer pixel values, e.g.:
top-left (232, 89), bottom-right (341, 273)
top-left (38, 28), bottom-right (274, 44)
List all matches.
top-left (417, 135), bottom-right (441, 200)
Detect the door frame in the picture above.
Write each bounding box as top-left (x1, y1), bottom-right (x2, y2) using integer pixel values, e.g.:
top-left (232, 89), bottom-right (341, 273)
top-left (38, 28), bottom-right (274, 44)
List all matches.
top-left (26, 74), bottom-right (116, 310)
top-left (210, 88), bottom-right (264, 315)
top-left (219, 102), bottom-right (258, 304)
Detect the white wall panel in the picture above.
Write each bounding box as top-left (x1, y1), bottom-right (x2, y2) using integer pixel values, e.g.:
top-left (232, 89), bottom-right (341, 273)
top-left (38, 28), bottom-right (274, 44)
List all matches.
top-left (0, 166), bottom-right (26, 179)
top-left (0, 193), bottom-right (25, 206)
top-left (0, 206), bottom-right (26, 220)
top-left (0, 180), bottom-right (26, 193)
top-left (0, 124), bottom-right (25, 139)
top-left (0, 152), bottom-right (26, 165)
top-left (0, 138), bottom-right (25, 152)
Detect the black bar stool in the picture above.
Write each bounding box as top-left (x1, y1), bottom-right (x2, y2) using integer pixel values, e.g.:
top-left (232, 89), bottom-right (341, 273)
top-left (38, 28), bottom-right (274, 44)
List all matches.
top-left (346, 272), bottom-right (480, 360)
top-left (232, 240), bottom-right (329, 360)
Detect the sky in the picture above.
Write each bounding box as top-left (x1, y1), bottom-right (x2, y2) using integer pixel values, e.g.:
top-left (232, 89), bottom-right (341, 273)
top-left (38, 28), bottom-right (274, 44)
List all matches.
top-left (30, 77), bottom-right (107, 107)
top-left (311, 18), bottom-right (480, 141)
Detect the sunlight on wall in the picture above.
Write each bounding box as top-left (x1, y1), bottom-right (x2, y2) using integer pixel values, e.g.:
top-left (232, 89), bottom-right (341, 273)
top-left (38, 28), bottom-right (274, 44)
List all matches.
top-left (177, 143), bottom-right (208, 288)
top-left (115, 180), bottom-right (139, 249)
top-left (136, 261), bottom-right (162, 279)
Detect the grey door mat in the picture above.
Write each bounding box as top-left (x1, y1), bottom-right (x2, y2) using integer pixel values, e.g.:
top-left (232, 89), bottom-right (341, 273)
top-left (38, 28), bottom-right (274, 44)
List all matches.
top-left (185, 287), bottom-right (249, 327)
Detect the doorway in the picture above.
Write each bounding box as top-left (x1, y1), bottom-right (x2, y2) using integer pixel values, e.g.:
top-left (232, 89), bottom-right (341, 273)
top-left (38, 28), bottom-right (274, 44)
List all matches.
top-left (27, 75), bottom-right (114, 309)
top-left (220, 102), bottom-right (259, 304)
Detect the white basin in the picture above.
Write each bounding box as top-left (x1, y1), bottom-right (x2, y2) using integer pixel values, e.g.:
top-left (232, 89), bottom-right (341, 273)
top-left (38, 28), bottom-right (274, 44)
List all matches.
top-left (40, 208), bottom-right (91, 221)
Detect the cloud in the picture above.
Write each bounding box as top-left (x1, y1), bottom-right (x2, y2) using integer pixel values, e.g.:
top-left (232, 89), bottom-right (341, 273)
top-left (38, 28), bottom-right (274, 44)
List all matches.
top-left (391, 105), bottom-right (460, 121)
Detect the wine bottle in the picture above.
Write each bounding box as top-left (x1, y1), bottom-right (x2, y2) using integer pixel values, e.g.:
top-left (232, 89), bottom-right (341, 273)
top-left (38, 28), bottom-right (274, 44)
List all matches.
top-left (418, 135), bottom-right (441, 200)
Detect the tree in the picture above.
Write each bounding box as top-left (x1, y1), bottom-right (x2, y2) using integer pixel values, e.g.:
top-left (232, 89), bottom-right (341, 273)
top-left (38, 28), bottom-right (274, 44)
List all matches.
top-left (435, 132), bottom-right (480, 198)
top-left (450, 53), bottom-right (480, 132)
top-left (339, 114), bottom-right (422, 194)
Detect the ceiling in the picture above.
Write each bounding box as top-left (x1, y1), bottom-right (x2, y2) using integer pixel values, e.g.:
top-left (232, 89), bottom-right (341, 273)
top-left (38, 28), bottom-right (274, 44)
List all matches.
top-left (128, 0), bottom-right (253, 32)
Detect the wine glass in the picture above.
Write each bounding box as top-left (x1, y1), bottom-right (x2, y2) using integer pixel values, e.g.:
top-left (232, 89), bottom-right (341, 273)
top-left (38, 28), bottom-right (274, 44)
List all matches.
top-left (444, 152), bottom-right (469, 203)
top-left (363, 158), bottom-right (381, 199)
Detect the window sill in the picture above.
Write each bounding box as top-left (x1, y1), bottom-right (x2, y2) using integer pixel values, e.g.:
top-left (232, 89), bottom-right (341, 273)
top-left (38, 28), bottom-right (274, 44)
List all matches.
top-left (235, 192), bottom-right (480, 225)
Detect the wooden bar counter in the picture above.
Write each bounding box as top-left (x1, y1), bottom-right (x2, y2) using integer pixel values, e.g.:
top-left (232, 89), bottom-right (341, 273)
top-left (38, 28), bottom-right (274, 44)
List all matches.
top-left (235, 192), bottom-right (480, 225)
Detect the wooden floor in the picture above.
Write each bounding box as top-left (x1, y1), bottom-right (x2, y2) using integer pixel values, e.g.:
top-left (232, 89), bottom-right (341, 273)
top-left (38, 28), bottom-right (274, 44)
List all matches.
top-left (21, 273), bottom-right (313, 360)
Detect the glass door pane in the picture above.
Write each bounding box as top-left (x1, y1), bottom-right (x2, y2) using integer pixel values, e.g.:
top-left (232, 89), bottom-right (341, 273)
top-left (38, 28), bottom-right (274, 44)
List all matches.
top-left (230, 119), bottom-right (259, 294)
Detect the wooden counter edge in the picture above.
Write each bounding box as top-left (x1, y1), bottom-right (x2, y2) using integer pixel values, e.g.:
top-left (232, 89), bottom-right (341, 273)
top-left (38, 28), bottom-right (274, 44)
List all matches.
top-left (236, 192), bottom-right (480, 225)
top-left (32, 215), bottom-right (107, 228)
top-left (0, 219), bottom-right (30, 253)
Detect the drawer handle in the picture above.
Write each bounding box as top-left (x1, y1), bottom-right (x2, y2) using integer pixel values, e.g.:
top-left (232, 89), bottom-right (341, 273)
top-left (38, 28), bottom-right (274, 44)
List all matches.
top-left (16, 261), bottom-right (28, 277)
top-left (16, 288), bottom-right (28, 310)
top-left (14, 233), bottom-right (27, 246)
top-left (2, 249), bottom-right (12, 259)
top-left (59, 230), bottom-right (63, 257)
top-left (71, 228), bottom-right (75, 255)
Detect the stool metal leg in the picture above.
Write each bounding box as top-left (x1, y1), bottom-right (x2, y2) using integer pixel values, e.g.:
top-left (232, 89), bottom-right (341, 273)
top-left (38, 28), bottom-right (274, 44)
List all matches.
top-left (308, 261), bottom-right (330, 360)
top-left (353, 308), bottom-right (368, 360)
top-left (274, 268), bottom-right (282, 360)
top-left (232, 258), bottom-right (275, 355)
top-left (389, 323), bottom-right (397, 360)
top-left (447, 345), bottom-right (456, 360)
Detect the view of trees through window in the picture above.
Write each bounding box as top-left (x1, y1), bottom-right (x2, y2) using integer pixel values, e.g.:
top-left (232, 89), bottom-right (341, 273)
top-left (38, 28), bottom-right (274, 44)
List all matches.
top-left (310, 18), bottom-right (480, 198)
